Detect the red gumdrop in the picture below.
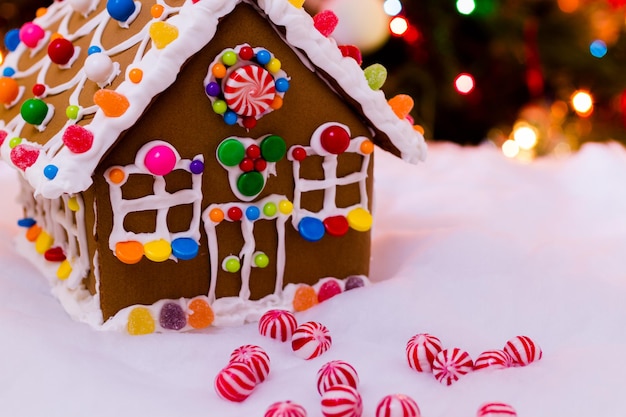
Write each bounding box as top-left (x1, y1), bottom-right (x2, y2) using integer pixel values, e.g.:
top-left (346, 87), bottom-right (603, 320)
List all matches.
top-left (320, 125), bottom-right (350, 154)
top-left (0, 131), bottom-right (7, 146)
top-left (318, 280), bottom-right (342, 303)
top-left (10, 145), bottom-right (40, 171)
top-left (313, 10), bottom-right (339, 37)
top-left (48, 38), bottom-right (75, 65)
top-left (338, 45), bottom-right (363, 65)
top-left (62, 125), bottom-right (94, 154)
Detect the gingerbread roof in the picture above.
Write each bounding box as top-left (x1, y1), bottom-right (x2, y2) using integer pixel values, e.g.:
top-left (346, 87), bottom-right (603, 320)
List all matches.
top-left (0, 0), bottom-right (426, 199)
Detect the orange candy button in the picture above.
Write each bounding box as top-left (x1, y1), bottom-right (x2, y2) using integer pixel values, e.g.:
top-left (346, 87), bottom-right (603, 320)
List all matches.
top-left (129, 68), bottom-right (143, 84)
top-left (26, 225), bottom-right (42, 242)
top-left (293, 285), bottom-right (319, 312)
top-left (0, 77), bottom-right (20, 105)
top-left (115, 241), bottom-right (144, 264)
top-left (187, 298), bottom-right (215, 329)
top-left (93, 89), bottom-right (130, 117)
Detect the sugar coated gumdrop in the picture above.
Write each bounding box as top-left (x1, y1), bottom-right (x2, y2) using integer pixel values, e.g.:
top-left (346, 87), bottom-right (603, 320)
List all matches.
top-left (293, 285), bottom-right (319, 312)
top-left (317, 279), bottom-right (342, 303)
top-left (144, 144), bottom-right (177, 176)
top-left (62, 125), bottom-right (94, 154)
top-left (93, 89), bottom-right (129, 117)
top-left (84, 53), bottom-right (115, 84)
top-left (159, 302), bottom-right (186, 331)
top-left (364, 64), bottom-right (387, 91)
top-left (476, 402), bottom-right (517, 417)
top-left (107, 0), bottom-right (136, 22)
top-left (320, 384), bottom-right (362, 417)
top-left (149, 21), bottom-right (179, 50)
top-left (265, 401), bottom-right (307, 417)
top-left (344, 276), bottom-right (365, 291)
top-left (10, 145), bottom-right (40, 171)
top-left (474, 350), bottom-right (513, 371)
top-left (432, 348), bottom-right (473, 386)
top-left (503, 335), bottom-right (542, 366)
top-left (406, 333), bottom-right (443, 373)
top-left (292, 321), bottom-right (332, 360)
top-left (214, 362), bottom-right (257, 402)
top-left (314, 10), bottom-right (339, 37)
top-left (127, 307), bottom-right (155, 335)
top-left (317, 360), bottom-right (359, 395)
top-left (0, 77), bottom-right (19, 105)
top-left (321, 125), bottom-right (351, 155)
top-left (259, 309), bottom-right (298, 342)
top-left (229, 344), bottom-right (271, 384)
top-left (48, 38), bottom-right (75, 65)
top-left (21, 98), bottom-right (48, 125)
top-left (19, 23), bottom-right (45, 49)
top-left (375, 394), bottom-right (421, 417)
top-left (388, 94), bottom-right (414, 120)
top-left (338, 45), bottom-right (363, 65)
top-left (187, 298), bottom-right (214, 329)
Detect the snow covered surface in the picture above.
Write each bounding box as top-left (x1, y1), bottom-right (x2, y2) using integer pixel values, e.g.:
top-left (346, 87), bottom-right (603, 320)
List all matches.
top-left (1, 141), bottom-right (625, 416)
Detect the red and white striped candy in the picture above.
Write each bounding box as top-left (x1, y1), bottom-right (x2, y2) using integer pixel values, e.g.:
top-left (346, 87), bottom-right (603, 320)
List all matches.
top-left (406, 333), bottom-right (443, 373)
top-left (265, 400), bottom-right (308, 417)
top-left (476, 402), bottom-right (517, 417)
top-left (320, 384), bottom-right (363, 417)
top-left (474, 349), bottom-right (513, 370)
top-left (432, 347), bottom-right (473, 386)
top-left (229, 344), bottom-right (270, 383)
top-left (214, 362), bottom-right (257, 402)
top-left (259, 309), bottom-right (298, 342)
top-left (316, 360), bottom-right (359, 395)
top-left (375, 394), bottom-right (421, 417)
top-left (292, 321), bottom-right (332, 360)
top-left (503, 335), bottom-right (542, 366)
top-left (223, 64), bottom-right (276, 117)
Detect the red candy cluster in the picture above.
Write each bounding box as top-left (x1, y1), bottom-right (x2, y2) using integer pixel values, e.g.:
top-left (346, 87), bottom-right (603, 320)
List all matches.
top-left (239, 143), bottom-right (267, 173)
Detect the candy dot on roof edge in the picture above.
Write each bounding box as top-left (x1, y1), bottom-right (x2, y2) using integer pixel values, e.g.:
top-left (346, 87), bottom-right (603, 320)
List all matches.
top-left (4, 29), bottom-right (20, 52)
top-left (313, 10), bottom-right (339, 38)
top-left (19, 23), bottom-right (45, 49)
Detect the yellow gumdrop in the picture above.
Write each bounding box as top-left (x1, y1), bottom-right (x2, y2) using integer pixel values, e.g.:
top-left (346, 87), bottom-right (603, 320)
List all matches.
top-left (293, 285), bottom-right (319, 312)
top-left (127, 307), bottom-right (155, 335)
top-left (347, 208), bottom-right (373, 232)
top-left (56, 260), bottom-right (72, 281)
top-left (67, 197), bottom-right (79, 212)
top-left (35, 231), bottom-right (54, 254)
top-left (279, 200), bottom-right (293, 215)
top-left (288, 0), bottom-right (305, 8)
top-left (93, 90), bottom-right (130, 117)
top-left (149, 21), bottom-right (179, 49)
top-left (388, 94), bottom-right (414, 119)
top-left (144, 239), bottom-right (172, 262)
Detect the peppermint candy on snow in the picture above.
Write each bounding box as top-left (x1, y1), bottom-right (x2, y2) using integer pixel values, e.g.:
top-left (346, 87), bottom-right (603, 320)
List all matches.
top-left (317, 360), bottom-right (360, 395)
top-left (229, 344), bottom-right (271, 383)
top-left (476, 402), bottom-right (518, 417)
top-left (320, 384), bottom-right (363, 417)
top-left (504, 335), bottom-right (542, 366)
top-left (265, 400), bottom-right (308, 417)
top-left (259, 309), bottom-right (298, 342)
top-left (214, 361), bottom-right (257, 402)
top-left (375, 394), bottom-right (421, 417)
top-left (474, 349), bottom-right (513, 370)
top-left (432, 347), bottom-right (474, 386)
top-left (292, 321), bottom-right (332, 360)
top-left (406, 333), bottom-right (443, 373)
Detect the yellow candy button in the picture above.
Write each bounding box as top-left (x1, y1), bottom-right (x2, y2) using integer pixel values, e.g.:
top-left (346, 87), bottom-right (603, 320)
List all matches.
top-left (67, 197), bottom-right (79, 212)
top-left (347, 208), bottom-right (373, 232)
top-left (56, 260), bottom-right (72, 281)
top-left (279, 200), bottom-right (293, 215)
top-left (35, 231), bottom-right (54, 254)
top-left (127, 307), bottom-right (155, 335)
top-left (144, 239), bottom-right (171, 262)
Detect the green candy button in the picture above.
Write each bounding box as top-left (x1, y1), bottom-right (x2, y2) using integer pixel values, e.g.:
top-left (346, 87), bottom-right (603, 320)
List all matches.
top-left (21, 98), bottom-right (48, 126)
top-left (260, 135), bottom-right (286, 163)
top-left (237, 171), bottom-right (265, 197)
top-left (217, 138), bottom-right (245, 167)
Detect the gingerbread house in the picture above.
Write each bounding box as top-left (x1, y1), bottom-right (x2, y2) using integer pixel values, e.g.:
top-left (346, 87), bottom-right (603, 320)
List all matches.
top-left (0, 0), bottom-right (426, 333)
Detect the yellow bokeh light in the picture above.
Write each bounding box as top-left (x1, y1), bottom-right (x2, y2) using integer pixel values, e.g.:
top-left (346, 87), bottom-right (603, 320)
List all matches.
top-left (502, 139), bottom-right (520, 158)
top-left (390, 16), bottom-right (409, 36)
top-left (513, 124), bottom-right (538, 150)
top-left (571, 90), bottom-right (593, 116)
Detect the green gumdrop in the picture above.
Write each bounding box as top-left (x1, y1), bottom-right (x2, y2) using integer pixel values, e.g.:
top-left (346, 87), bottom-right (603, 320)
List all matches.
top-left (21, 98), bottom-right (48, 125)
top-left (364, 63), bottom-right (387, 91)
top-left (260, 135), bottom-right (286, 162)
top-left (217, 138), bottom-right (245, 167)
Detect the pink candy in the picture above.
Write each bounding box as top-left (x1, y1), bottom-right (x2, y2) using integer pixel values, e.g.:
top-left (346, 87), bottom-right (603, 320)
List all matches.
top-left (259, 309), bottom-right (298, 342)
top-left (432, 348), bottom-right (473, 386)
top-left (474, 349), bottom-right (513, 370)
top-left (406, 333), bottom-right (443, 373)
top-left (320, 385), bottom-right (362, 417)
top-left (476, 402), bottom-right (517, 417)
top-left (265, 401), bottom-right (308, 417)
top-left (229, 344), bottom-right (270, 383)
top-left (317, 360), bottom-right (359, 395)
top-left (214, 361), bottom-right (257, 402)
top-left (19, 23), bottom-right (45, 48)
top-left (10, 145), bottom-right (40, 171)
top-left (504, 335), bottom-right (542, 366)
top-left (313, 10), bottom-right (339, 37)
top-left (292, 321), bottom-right (332, 360)
top-left (375, 394), bottom-right (421, 417)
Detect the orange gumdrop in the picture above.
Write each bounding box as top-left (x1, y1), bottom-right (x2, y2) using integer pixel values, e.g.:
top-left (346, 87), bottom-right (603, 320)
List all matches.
top-left (293, 285), bottom-right (319, 312)
top-left (413, 124), bottom-right (425, 135)
top-left (388, 94), bottom-right (414, 119)
top-left (0, 77), bottom-right (19, 105)
top-left (93, 89), bottom-right (130, 117)
top-left (187, 298), bottom-right (215, 329)
top-left (26, 225), bottom-right (42, 242)
top-left (115, 241), bottom-right (144, 264)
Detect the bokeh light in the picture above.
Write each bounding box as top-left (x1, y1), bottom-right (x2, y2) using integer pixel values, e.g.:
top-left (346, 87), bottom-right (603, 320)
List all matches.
top-left (454, 73), bottom-right (475, 95)
top-left (456, 0), bottom-right (476, 15)
top-left (571, 90), bottom-right (594, 116)
top-left (389, 16), bottom-right (409, 37)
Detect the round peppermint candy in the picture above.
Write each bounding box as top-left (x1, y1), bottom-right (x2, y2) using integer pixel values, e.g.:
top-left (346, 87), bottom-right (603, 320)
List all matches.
top-left (375, 394), bottom-right (421, 417)
top-left (229, 344), bottom-right (270, 383)
top-left (320, 384), bottom-right (363, 417)
top-left (292, 321), bottom-right (332, 360)
top-left (474, 349), bottom-right (513, 370)
top-left (223, 64), bottom-right (276, 117)
top-left (432, 347), bottom-right (474, 386)
top-left (316, 360), bottom-right (359, 395)
top-left (265, 400), bottom-right (308, 417)
top-left (476, 402), bottom-right (517, 417)
top-left (259, 309), bottom-right (298, 342)
top-left (503, 335), bottom-right (542, 366)
top-left (214, 362), bottom-right (257, 402)
top-left (406, 333), bottom-right (443, 373)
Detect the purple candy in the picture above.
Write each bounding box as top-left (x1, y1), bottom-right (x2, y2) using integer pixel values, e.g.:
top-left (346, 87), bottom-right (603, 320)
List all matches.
top-left (190, 159), bottom-right (204, 174)
top-left (344, 275), bottom-right (365, 291)
top-left (205, 81), bottom-right (220, 97)
top-left (159, 302), bottom-right (186, 330)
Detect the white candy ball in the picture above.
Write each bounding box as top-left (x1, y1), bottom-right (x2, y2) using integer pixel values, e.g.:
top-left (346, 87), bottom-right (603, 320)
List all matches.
top-left (84, 53), bottom-right (115, 84)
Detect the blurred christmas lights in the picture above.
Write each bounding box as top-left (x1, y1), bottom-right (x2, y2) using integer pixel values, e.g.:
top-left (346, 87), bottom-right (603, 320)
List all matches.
top-left (571, 90), bottom-right (593, 116)
top-left (383, 0), bottom-right (402, 16)
top-left (390, 16), bottom-right (409, 37)
top-left (457, 0), bottom-right (476, 15)
top-left (454, 73), bottom-right (475, 95)
top-left (589, 40), bottom-right (607, 58)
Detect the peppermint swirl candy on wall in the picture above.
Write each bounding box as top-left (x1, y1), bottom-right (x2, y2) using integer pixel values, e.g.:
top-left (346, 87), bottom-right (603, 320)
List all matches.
top-left (229, 344), bottom-right (271, 384)
top-left (259, 309), bottom-right (298, 342)
top-left (503, 335), bottom-right (542, 366)
top-left (406, 333), bottom-right (443, 373)
top-left (476, 402), bottom-right (517, 417)
top-left (214, 362), bottom-right (257, 402)
top-left (316, 360), bottom-right (359, 395)
top-left (320, 384), bottom-right (363, 417)
top-left (474, 349), bottom-right (513, 370)
top-left (265, 401), bottom-right (308, 417)
top-left (375, 394), bottom-right (421, 417)
top-left (223, 65), bottom-right (276, 117)
top-left (432, 347), bottom-right (474, 386)
top-left (292, 321), bottom-right (332, 360)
